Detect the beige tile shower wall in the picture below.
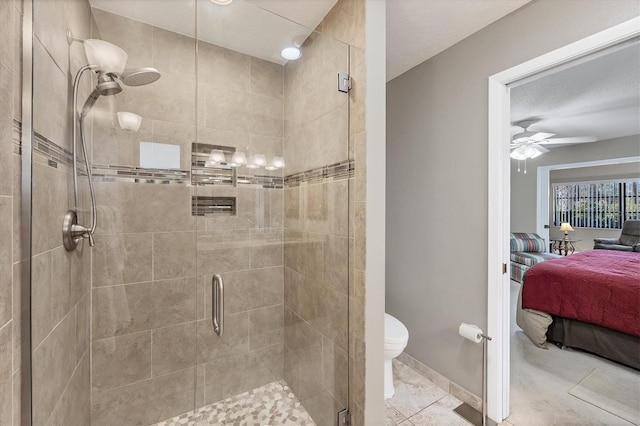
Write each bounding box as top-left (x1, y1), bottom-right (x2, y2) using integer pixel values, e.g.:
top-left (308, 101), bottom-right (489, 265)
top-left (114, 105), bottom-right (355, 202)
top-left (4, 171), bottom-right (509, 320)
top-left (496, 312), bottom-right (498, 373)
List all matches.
top-left (89, 179), bottom-right (199, 425)
top-left (88, 9), bottom-right (286, 424)
top-left (283, 31), bottom-right (349, 175)
top-left (89, 11), bottom-right (199, 424)
top-left (90, 8), bottom-right (196, 171)
top-left (282, 0), bottom-right (366, 424)
top-left (0, 0), bottom-right (22, 424)
top-left (26, 0), bottom-right (95, 425)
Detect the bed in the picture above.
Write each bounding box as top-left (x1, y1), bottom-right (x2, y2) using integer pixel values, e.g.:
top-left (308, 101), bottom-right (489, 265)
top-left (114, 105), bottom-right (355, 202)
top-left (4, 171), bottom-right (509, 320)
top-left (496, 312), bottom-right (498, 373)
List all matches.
top-left (516, 250), bottom-right (640, 369)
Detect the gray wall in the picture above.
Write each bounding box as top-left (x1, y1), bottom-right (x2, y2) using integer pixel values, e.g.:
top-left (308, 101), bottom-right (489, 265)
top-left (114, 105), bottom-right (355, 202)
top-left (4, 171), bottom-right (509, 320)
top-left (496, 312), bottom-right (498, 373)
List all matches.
top-left (386, 0), bottom-right (640, 397)
top-left (551, 160), bottom-right (640, 183)
top-left (511, 134), bottom-right (640, 236)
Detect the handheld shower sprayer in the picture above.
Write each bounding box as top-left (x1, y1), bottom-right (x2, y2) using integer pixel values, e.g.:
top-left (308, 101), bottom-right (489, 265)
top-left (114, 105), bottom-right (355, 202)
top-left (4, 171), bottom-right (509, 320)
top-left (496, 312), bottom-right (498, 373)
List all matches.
top-left (63, 39), bottom-right (127, 252)
top-left (81, 72), bottom-right (123, 118)
top-left (63, 37), bottom-right (162, 251)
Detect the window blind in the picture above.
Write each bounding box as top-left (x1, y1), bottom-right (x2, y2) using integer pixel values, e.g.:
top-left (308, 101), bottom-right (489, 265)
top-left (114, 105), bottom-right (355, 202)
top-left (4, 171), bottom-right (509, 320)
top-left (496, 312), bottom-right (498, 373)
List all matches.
top-left (552, 179), bottom-right (640, 229)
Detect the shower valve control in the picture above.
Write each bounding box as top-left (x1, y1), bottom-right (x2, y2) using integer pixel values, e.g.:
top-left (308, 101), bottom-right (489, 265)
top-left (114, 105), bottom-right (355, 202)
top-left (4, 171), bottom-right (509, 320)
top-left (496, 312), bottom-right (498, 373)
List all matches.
top-left (338, 72), bottom-right (351, 93)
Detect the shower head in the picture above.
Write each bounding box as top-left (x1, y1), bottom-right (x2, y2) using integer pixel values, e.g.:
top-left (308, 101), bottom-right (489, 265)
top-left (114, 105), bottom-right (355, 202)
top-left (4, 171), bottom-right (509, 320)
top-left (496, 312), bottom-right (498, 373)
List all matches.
top-left (81, 72), bottom-right (122, 118)
top-left (78, 67), bottom-right (159, 120)
top-left (96, 72), bottom-right (123, 96)
top-left (121, 67), bottom-right (161, 87)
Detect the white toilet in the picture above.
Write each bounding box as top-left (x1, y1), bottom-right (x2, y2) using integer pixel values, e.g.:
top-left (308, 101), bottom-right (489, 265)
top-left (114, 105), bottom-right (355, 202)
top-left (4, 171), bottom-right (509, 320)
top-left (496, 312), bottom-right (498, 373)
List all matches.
top-left (384, 313), bottom-right (409, 399)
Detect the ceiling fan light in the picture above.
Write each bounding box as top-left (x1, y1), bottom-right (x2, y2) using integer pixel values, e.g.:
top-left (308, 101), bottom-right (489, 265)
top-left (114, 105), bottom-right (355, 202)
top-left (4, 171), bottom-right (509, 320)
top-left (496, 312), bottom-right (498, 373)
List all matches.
top-left (510, 150), bottom-right (527, 160)
top-left (510, 146), bottom-right (529, 160)
top-left (530, 151), bottom-right (542, 159)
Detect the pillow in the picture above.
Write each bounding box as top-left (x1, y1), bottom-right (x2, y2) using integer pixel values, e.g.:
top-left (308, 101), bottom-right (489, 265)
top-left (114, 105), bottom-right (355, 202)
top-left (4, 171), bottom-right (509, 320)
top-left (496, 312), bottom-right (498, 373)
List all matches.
top-left (510, 233), bottom-right (546, 253)
top-left (516, 287), bottom-right (552, 349)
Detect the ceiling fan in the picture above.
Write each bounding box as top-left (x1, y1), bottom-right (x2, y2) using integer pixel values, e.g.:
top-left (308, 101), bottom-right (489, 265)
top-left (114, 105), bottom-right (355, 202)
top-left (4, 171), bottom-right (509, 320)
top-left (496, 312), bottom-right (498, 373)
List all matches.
top-left (510, 120), bottom-right (597, 161)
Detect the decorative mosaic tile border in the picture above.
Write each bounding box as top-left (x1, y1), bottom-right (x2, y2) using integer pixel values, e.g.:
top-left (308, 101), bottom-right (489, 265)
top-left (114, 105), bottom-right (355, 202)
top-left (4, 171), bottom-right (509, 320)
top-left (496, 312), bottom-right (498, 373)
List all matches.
top-left (34, 132), bottom-right (73, 168)
top-left (284, 159), bottom-right (355, 187)
top-left (153, 380), bottom-right (315, 426)
top-left (92, 164), bottom-right (191, 184)
top-left (237, 174), bottom-right (284, 189)
top-left (17, 120), bottom-right (351, 188)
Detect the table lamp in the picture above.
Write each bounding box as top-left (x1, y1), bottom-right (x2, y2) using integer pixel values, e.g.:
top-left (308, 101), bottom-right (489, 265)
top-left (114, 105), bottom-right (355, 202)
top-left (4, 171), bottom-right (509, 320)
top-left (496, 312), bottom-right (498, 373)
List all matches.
top-left (559, 222), bottom-right (574, 241)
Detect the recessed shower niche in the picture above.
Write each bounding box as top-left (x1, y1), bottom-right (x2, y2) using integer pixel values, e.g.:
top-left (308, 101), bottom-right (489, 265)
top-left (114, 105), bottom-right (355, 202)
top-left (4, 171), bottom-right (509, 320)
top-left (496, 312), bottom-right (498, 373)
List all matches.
top-left (192, 143), bottom-right (237, 186)
top-left (28, 0), bottom-right (353, 424)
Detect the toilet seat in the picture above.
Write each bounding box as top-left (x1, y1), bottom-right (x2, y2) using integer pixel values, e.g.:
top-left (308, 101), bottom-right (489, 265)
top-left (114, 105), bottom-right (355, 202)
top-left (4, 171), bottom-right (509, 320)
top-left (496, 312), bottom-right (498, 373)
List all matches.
top-left (385, 313), bottom-right (409, 344)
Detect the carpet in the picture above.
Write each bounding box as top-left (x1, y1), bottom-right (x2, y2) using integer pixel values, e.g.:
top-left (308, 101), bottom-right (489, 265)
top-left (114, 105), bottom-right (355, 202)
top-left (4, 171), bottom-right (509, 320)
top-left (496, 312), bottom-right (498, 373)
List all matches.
top-left (569, 368), bottom-right (640, 424)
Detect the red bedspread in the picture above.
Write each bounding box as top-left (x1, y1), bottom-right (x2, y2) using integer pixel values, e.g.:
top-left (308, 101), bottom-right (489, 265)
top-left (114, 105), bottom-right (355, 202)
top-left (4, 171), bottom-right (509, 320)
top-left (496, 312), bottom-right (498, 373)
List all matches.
top-left (522, 250), bottom-right (640, 337)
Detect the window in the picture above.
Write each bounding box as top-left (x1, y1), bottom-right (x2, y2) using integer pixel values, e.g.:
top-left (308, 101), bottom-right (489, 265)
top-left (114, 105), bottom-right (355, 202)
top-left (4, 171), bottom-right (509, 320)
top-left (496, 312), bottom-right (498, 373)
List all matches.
top-left (552, 179), bottom-right (640, 229)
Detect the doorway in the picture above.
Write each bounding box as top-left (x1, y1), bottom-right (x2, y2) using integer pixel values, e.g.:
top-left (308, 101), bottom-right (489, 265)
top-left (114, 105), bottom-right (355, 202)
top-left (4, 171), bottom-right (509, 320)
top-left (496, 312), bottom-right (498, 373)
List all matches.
top-left (486, 16), bottom-right (640, 423)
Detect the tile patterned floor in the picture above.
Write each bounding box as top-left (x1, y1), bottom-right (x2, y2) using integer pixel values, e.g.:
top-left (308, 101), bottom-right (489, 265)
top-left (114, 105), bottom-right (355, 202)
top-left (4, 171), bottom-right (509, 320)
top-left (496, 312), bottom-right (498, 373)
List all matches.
top-left (507, 280), bottom-right (639, 426)
top-left (154, 380), bottom-right (315, 426)
top-left (385, 359), bottom-right (474, 426)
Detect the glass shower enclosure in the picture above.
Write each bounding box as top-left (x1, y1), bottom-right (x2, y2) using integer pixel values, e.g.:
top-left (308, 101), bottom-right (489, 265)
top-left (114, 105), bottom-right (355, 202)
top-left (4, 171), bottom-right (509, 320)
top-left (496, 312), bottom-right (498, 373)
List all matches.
top-left (27, 0), bottom-right (351, 424)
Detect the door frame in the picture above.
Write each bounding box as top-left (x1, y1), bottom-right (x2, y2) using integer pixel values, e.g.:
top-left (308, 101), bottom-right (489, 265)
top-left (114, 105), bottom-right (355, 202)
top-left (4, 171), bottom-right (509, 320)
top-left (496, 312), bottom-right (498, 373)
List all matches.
top-left (486, 16), bottom-right (640, 422)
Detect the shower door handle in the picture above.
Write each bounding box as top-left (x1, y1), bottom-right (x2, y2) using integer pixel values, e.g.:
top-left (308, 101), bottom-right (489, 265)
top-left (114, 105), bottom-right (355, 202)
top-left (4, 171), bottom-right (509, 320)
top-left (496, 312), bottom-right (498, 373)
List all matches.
top-left (212, 274), bottom-right (224, 336)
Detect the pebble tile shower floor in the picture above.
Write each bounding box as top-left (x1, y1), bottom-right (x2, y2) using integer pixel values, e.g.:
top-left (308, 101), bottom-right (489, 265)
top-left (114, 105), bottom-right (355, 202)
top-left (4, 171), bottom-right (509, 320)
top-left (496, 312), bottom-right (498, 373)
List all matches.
top-left (153, 381), bottom-right (315, 426)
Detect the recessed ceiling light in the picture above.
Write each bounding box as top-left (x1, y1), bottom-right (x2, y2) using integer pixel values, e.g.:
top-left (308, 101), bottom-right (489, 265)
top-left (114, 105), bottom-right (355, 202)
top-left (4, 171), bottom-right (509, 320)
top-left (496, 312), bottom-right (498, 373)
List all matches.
top-left (281, 47), bottom-right (302, 61)
top-left (210, 0), bottom-right (233, 5)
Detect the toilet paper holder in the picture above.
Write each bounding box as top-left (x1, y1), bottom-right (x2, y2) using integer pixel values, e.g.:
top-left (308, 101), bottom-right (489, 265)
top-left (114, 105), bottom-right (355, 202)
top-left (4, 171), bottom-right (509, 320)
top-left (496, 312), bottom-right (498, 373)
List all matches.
top-left (455, 323), bottom-right (492, 426)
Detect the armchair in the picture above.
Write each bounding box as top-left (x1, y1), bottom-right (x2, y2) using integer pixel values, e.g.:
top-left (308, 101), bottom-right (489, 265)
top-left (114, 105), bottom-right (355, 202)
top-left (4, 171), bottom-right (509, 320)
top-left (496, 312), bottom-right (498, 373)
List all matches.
top-left (510, 232), bottom-right (561, 283)
top-left (593, 220), bottom-right (640, 252)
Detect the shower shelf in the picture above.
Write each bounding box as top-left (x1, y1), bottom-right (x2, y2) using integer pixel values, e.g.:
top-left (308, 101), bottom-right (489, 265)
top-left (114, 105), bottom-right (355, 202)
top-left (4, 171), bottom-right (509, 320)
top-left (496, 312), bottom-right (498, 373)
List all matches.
top-left (191, 142), bottom-right (236, 186)
top-left (192, 196), bottom-right (236, 216)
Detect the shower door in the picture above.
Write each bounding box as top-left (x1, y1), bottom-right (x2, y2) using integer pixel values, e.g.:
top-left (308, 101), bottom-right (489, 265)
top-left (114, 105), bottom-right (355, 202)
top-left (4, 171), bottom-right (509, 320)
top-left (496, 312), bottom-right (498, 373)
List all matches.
top-left (193, 2), bottom-right (351, 425)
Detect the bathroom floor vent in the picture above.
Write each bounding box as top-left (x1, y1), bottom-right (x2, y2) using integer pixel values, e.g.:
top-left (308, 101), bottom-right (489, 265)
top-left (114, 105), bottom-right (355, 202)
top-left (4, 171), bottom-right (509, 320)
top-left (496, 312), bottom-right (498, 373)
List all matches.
top-left (192, 196), bottom-right (236, 216)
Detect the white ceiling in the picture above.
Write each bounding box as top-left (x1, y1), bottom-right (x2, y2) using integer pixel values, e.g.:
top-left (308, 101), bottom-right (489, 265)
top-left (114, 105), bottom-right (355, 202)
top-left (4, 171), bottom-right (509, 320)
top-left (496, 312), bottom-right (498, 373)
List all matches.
top-left (245, 0), bottom-right (338, 30)
top-left (386, 0), bottom-right (530, 81)
top-left (89, 0), bottom-right (338, 65)
top-left (511, 41), bottom-right (640, 145)
top-left (90, 0), bottom-right (530, 73)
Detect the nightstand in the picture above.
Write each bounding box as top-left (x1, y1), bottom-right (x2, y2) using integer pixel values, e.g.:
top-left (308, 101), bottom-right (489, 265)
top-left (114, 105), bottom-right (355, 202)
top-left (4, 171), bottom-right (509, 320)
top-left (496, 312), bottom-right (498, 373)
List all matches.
top-left (551, 239), bottom-right (581, 256)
